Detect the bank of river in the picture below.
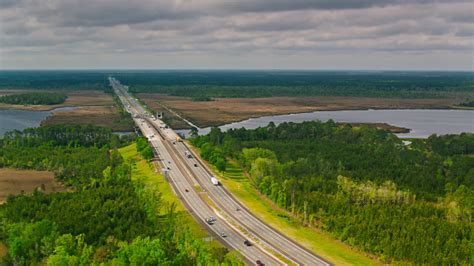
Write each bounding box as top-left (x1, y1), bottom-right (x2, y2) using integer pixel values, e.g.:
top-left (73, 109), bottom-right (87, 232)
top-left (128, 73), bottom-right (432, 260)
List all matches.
top-left (176, 109), bottom-right (474, 139)
top-left (0, 107), bottom-right (77, 136)
top-left (2, 108), bottom-right (473, 139)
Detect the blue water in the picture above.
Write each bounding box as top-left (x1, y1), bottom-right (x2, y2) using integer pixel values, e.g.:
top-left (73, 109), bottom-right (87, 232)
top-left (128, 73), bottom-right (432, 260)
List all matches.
top-left (176, 109), bottom-right (474, 139)
top-left (0, 107), bottom-right (77, 136)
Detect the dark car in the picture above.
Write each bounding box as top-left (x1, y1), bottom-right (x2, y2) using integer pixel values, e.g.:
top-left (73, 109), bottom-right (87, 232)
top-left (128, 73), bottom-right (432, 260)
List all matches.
top-left (185, 189), bottom-right (189, 192)
top-left (194, 163), bottom-right (198, 167)
top-left (206, 217), bottom-right (216, 225)
top-left (256, 260), bottom-right (264, 266)
top-left (244, 240), bottom-right (252, 246)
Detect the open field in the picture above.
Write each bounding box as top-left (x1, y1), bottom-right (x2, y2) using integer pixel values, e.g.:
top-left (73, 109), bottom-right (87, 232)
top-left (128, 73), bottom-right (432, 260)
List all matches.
top-left (42, 105), bottom-right (134, 131)
top-left (137, 93), bottom-right (469, 129)
top-left (187, 144), bottom-right (380, 265)
top-left (119, 143), bottom-right (225, 250)
top-left (139, 95), bottom-right (191, 129)
top-left (0, 168), bottom-right (66, 204)
top-left (0, 90), bottom-right (114, 111)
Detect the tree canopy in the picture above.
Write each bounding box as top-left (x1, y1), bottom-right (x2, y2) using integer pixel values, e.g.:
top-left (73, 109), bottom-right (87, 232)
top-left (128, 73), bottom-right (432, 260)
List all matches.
top-left (191, 121), bottom-right (473, 264)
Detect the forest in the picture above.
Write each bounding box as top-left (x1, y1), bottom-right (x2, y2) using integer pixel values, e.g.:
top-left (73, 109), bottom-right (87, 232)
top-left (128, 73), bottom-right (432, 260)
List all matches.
top-left (113, 70), bottom-right (474, 98)
top-left (0, 125), bottom-right (242, 265)
top-left (2, 70), bottom-right (472, 99)
top-left (0, 71), bottom-right (109, 91)
top-left (191, 121), bottom-right (473, 264)
top-left (0, 92), bottom-right (67, 105)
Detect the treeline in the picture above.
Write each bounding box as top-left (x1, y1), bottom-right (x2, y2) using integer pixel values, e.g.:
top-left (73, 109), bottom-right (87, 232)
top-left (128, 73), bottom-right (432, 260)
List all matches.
top-left (0, 125), bottom-right (242, 265)
top-left (112, 70), bottom-right (474, 98)
top-left (191, 122), bottom-right (473, 264)
top-left (0, 92), bottom-right (67, 105)
top-left (136, 136), bottom-right (154, 160)
top-left (0, 71), bottom-right (109, 91)
top-left (460, 101), bottom-right (474, 107)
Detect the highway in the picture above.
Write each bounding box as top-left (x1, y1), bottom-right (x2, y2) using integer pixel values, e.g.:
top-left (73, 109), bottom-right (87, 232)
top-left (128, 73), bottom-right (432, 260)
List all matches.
top-left (110, 77), bottom-right (331, 266)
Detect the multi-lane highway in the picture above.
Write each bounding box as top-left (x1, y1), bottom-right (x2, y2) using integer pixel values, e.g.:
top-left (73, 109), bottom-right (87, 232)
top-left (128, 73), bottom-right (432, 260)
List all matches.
top-left (110, 77), bottom-right (331, 266)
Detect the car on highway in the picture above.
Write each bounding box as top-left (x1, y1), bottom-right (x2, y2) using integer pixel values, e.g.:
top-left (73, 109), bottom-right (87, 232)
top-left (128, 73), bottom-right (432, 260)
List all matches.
top-left (256, 260), bottom-right (264, 266)
top-left (194, 163), bottom-right (198, 167)
top-left (220, 232), bottom-right (227, 238)
top-left (206, 217), bottom-right (216, 225)
top-left (185, 188), bottom-right (189, 192)
top-left (244, 240), bottom-right (252, 246)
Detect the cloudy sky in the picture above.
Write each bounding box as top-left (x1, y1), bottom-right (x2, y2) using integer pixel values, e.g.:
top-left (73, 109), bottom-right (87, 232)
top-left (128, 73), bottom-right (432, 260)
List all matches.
top-left (1, 0), bottom-right (473, 70)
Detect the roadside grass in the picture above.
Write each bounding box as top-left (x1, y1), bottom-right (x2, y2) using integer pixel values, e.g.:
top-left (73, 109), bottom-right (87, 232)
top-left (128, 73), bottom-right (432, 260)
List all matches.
top-left (190, 145), bottom-right (380, 266)
top-left (118, 143), bottom-right (222, 248)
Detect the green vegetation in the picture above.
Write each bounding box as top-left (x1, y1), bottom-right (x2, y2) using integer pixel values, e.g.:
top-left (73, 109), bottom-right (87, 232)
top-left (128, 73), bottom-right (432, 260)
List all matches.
top-left (0, 71), bottom-right (109, 91)
top-left (460, 101), bottom-right (474, 107)
top-left (136, 137), bottom-right (154, 160)
top-left (114, 70), bottom-right (474, 98)
top-left (2, 70), bottom-right (472, 99)
top-left (198, 157), bottom-right (378, 265)
top-left (0, 125), bottom-right (243, 265)
top-left (0, 92), bottom-right (67, 105)
top-left (119, 143), bottom-right (236, 257)
top-left (191, 122), bottom-right (473, 264)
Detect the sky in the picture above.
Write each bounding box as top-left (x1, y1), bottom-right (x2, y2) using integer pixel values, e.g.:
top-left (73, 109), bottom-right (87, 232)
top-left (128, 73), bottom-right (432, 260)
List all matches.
top-left (0, 0), bottom-right (473, 70)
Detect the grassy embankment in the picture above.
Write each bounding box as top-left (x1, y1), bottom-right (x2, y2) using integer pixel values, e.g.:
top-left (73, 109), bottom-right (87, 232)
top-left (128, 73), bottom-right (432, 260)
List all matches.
top-left (118, 143), bottom-right (223, 249)
top-left (188, 144), bottom-right (380, 266)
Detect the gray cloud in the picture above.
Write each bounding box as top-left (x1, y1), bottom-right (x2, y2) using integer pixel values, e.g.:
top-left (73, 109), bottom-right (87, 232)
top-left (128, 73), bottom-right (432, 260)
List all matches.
top-left (0, 0), bottom-right (472, 70)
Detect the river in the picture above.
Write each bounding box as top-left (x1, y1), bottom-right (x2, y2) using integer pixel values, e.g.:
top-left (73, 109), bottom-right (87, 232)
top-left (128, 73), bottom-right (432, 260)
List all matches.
top-left (1, 108), bottom-right (472, 138)
top-left (0, 107), bottom-right (77, 136)
top-left (176, 109), bottom-right (474, 139)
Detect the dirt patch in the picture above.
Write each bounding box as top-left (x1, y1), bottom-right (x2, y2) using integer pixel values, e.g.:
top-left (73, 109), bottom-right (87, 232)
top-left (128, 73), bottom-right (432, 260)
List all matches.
top-left (0, 168), bottom-right (66, 203)
top-left (137, 94), bottom-right (465, 129)
top-left (0, 242), bottom-right (6, 258)
top-left (0, 90), bottom-right (114, 111)
top-left (42, 105), bottom-right (134, 131)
